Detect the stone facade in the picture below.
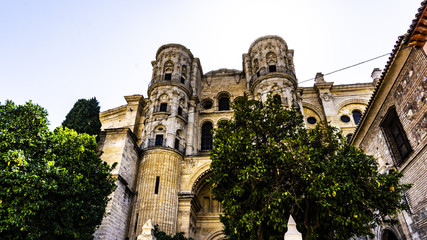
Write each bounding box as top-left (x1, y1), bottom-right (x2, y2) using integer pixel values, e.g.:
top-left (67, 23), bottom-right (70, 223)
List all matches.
top-left (352, 2), bottom-right (427, 239)
top-left (94, 35), bottom-right (377, 240)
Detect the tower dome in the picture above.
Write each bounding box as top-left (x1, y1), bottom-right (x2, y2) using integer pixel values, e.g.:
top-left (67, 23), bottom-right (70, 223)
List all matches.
top-left (243, 35), bottom-right (299, 107)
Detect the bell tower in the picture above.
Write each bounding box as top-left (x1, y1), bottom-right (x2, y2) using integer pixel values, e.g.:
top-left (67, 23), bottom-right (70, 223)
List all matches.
top-left (243, 35), bottom-right (302, 108)
top-left (128, 44), bottom-right (202, 238)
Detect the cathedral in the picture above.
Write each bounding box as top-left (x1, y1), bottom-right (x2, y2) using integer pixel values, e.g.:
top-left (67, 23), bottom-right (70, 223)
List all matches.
top-left (93, 35), bottom-right (377, 240)
top-left (91, 2), bottom-right (427, 237)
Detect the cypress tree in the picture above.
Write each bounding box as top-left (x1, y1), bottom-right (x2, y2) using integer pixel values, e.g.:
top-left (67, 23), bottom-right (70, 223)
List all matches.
top-left (62, 97), bottom-right (101, 136)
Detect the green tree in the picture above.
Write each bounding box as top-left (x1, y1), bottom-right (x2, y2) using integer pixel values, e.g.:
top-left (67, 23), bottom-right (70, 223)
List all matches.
top-left (209, 96), bottom-right (410, 240)
top-left (0, 100), bottom-right (116, 240)
top-left (62, 97), bottom-right (102, 136)
top-left (153, 225), bottom-right (194, 240)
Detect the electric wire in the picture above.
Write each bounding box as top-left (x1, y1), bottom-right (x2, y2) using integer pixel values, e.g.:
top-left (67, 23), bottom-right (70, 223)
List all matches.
top-left (299, 52), bottom-right (391, 84)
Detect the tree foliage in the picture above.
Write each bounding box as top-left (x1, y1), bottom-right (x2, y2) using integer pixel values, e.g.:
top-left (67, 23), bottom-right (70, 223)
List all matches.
top-left (209, 96), bottom-right (411, 240)
top-left (0, 100), bottom-right (116, 240)
top-left (62, 97), bottom-right (101, 136)
top-left (153, 225), bottom-right (194, 240)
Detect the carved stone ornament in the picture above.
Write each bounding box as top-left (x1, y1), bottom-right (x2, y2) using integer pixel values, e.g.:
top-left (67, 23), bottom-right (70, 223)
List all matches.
top-left (182, 158), bottom-right (195, 175)
top-left (321, 92), bottom-right (332, 102)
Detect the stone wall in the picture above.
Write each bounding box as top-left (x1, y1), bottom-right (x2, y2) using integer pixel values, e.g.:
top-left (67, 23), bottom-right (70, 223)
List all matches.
top-left (94, 128), bottom-right (140, 240)
top-left (357, 47), bottom-right (427, 239)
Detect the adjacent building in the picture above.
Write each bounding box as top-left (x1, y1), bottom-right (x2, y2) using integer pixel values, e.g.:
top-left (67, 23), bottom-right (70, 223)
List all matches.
top-left (352, 1), bottom-right (427, 239)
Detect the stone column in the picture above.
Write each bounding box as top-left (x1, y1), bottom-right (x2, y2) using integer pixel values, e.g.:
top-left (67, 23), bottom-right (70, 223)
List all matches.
top-left (185, 100), bottom-right (196, 155)
top-left (314, 73), bottom-right (336, 125)
top-left (167, 90), bottom-right (180, 148)
top-left (177, 192), bottom-right (196, 238)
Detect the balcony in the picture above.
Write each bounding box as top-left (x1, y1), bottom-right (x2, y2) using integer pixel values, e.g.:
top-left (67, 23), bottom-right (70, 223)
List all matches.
top-left (177, 110), bottom-right (188, 122)
top-left (141, 138), bottom-right (186, 155)
top-left (148, 75), bottom-right (193, 96)
top-left (249, 66), bottom-right (297, 87)
top-left (153, 105), bottom-right (171, 115)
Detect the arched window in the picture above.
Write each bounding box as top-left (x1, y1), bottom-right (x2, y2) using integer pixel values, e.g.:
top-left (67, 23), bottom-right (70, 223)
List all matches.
top-left (266, 52), bottom-right (277, 73)
top-left (218, 97), bottom-right (230, 111)
top-left (352, 110), bottom-right (362, 125)
top-left (153, 125), bottom-right (166, 147)
top-left (201, 122), bottom-right (213, 150)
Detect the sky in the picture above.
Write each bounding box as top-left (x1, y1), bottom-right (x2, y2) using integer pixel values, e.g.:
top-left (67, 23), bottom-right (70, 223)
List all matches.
top-left (0, 0), bottom-right (423, 129)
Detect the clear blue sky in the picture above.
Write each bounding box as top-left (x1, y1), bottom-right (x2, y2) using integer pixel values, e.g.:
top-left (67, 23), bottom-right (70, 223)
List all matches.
top-left (0, 0), bottom-right (423, 129)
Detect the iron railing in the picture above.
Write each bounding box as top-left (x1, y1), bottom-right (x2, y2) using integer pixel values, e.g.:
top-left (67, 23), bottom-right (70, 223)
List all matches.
top-left (249, 66), bottom-right (297, 87)
top-left (148, 75), bottom-right (193, 96)
top-left (142, 138), bottom-right (186, 154)
top-left (177, 111), bottom-right (188, 122)
top-left (153, 106), bottom-right (171, 114)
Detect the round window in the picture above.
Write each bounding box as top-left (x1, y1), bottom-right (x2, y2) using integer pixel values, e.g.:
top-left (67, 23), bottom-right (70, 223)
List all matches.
top-left (340, 115), bottom-right (351, 123)
top-left (307, 117), bottom-right (317, 125)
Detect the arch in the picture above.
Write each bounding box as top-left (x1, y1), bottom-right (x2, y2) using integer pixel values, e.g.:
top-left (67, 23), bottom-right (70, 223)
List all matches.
top-left (163, 60), bottom-right (174, 73)
top-left (191, 167), bottom-right (212, 194)
top-left (158, 93), bottom-right (170, 102)
top-left (303, 107), bottom-right (322, 127)
top-left (189, 167), bottom-right (225, 240)
top-left (233, 96), bottom-right (245, 104)
top-left (216, 91), bottom-right (231, 99)
top-left (253, 58), bottom-right (259, 71)
top-left (337, 103), bottom-right (367, 125)
top-left (204, 230), bottom-right (226, 240)
top-left (381, 228), bottom-right (400, 240)
top-left (335, 98), bottom-right (369, 112)
top-left (270, 83), bottom-right (281, 92)
top-left (217, 118), bottom-right (229, 124)
top-left (266, 52), bottom-right (277, 65)
top-left (302, 102), bottom-right (324, 121)
top-left (154, 124), bottom-right (166, 132)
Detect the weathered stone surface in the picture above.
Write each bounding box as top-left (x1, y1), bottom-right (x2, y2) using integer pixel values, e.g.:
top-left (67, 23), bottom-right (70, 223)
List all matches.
top-left (97, 35), bottom-right (377, 240)
top-left (353, 46), bottom-right (427, 240)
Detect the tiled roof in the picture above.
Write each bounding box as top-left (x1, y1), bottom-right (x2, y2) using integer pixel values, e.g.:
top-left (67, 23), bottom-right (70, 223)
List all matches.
top-left (407, 0), bottom-right (427, 47)
top-left (351, 0), bottom-right (427, 143)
